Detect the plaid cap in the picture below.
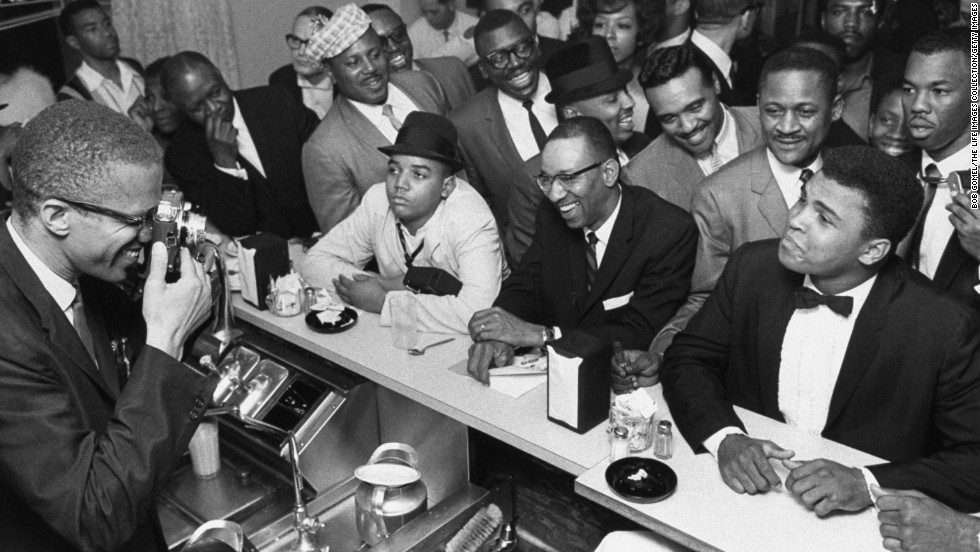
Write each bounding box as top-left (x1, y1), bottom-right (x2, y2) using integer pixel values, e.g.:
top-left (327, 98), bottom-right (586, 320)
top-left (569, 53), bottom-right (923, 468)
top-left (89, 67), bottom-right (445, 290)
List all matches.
top-left (306, 3), bottom-right (371, 60)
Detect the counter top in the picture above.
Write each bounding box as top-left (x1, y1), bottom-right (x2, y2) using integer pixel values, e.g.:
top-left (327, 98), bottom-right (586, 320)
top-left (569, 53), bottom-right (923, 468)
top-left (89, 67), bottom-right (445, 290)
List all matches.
top-left (233, 297), bottom-right (611, 476)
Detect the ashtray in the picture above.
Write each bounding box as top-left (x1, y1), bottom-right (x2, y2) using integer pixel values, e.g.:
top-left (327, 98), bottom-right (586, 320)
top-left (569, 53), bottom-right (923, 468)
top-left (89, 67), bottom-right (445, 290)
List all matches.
top-left (305, 307), bottom-right (358, 334)
top-left (605, 457), bottom-right (677, 504)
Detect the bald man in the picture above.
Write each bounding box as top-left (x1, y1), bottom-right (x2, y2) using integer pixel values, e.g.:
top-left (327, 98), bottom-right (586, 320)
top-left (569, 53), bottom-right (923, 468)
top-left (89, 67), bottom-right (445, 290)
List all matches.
top-left (162, 51), bottom-right (320, 238)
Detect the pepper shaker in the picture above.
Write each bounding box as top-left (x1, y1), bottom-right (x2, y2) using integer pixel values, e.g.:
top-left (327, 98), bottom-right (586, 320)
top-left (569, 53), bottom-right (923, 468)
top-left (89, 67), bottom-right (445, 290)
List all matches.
top-left (654, 420), bottom-right (674, 459)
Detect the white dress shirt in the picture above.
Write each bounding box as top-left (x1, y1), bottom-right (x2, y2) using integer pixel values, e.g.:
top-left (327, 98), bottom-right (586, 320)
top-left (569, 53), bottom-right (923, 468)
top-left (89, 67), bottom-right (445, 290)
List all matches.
top-left (350, 84), bottom-right (420, 144)
top-left (296, 74), bottom-right (334, 119)
top-left (496, 75), bottom-right (559, 161)
top-left (299, 181), bottom-right (509, 333)
top-left (584, 189), bottom-right (622, 267)
top-left (695, 106), bottom-right (739, 177)
top-left (766, 149), bottom-right (823, 208)
top-left (215, 98), bottom-right (267, 180)
top-left (690, 30), bottom-right (733, 87)
top-left (916, 145), bottom-right (972, 279)
top-left (74, 59), bottom-right (144, 114)
top-left (7, 219), bottom-right (76, 326)
top-left (408, 10), bottom-right (480, 66)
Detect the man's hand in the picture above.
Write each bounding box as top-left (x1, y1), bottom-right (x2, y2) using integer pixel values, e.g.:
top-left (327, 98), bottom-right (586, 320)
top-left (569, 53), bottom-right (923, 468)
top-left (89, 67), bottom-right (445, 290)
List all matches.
top-left (874, 486), bottom-right (980, 552)
top-left (127, 96), bottom-right (153, 133)
top-left (782, 458), bottom-right (872, 516)
top-left (143, 243), bottom-right (212, 359)
top-left (205, 113), bottom-right (239, 169)
top-left (468, 307), bottom-right (543, 347)
top-left (611, 349), bottom-right (662, 394)
top-left (334, 274), bottom-right (386, 313)
top-left (466, 340), bottom-right (515, 385)
top-left (948, 193), bottom-right (980, 262)
top-left (717, 434), bottom-right (795, 494)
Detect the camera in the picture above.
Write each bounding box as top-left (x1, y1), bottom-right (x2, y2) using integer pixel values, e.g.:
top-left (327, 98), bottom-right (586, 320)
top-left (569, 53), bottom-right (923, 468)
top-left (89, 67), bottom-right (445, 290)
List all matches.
top-left (150, 186), bottom-right (207, 280)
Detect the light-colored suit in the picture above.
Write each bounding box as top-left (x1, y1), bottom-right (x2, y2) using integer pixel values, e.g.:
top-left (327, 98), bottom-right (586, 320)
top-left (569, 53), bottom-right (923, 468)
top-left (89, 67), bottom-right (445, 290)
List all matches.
top-left (623, 106), bottom-right (762, 210)
top-left (302, 70), bottom-right (448, 232)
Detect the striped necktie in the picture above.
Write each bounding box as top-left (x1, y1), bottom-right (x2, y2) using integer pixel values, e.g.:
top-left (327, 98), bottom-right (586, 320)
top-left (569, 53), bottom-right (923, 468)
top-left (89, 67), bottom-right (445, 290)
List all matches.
top-left (585, 231), bottom-right (598, 290)
top-left (382, 104), bottom-right (403, 132)
top-left (72, 283), bottom-right (98, 368)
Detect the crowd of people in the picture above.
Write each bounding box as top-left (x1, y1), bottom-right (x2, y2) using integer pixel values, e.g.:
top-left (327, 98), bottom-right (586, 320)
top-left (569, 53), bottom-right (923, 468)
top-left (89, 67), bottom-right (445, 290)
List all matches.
top-left (0, 0), bottom-right (978, 551)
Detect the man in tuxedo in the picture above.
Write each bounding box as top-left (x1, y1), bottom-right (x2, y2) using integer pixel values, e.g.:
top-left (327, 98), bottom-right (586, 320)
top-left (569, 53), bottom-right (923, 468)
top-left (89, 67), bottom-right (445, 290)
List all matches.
top-left (662, 146), bottom-right (980, 515)
top-left (613, 47), bottom-right (842, 393)
top-left (363, 3), bottom-right (476, 110)
top-left (268, 6), bottom-right (335, 119)
top-left (898, 28), bottom-right (979, 311)
top-left (163, 51), bottom-right (320, 238)
top-left (302, 4), bottom-right (449, 232)
top-left (449, 10), bottom-right (558, 244)
top-left (466, 117), bottom-right (697, 383)
top-left (626, 44), bottom-right (762, 211)
top-left (0, 101), bottom-right (216, 551)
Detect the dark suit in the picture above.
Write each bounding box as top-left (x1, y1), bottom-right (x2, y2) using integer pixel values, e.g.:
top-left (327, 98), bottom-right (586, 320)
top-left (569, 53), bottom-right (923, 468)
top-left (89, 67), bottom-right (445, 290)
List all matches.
top-left (468, 34), bottom-right (564, 92)
top-left (495, 184), bottom-right (698, 350)
top-left (624, 106), bottom-right (763, 210)
top-left (0, 218), bottom-right (217, 551)
top-left (165, 86), bottom-right (320, 238)
top-left (268, 63), bottom-right (331, 120)
top-left (415, 57), bottom-right (476, 110)
top-left (662, 240), bottom-right (980, 512)
top-left (302, 70), bottom-right (448, 231)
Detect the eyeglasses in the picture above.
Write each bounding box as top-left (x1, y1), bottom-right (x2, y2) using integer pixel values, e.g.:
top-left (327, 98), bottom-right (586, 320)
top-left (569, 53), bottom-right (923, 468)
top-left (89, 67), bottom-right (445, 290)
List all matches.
top-left (535, 161), bottom-right (604, 193)
top-left (285, 34), bottom-right (310, 50)
top-left (378, 24), bottom-right (410, 49)
top-left (55, 197), bottom-right (155, 231)
top-left (483, 38), bottom-right (536, 69)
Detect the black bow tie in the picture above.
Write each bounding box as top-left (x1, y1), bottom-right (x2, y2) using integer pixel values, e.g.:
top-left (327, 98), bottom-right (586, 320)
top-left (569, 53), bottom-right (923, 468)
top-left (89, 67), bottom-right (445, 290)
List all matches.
top-left (793, 287), bottom-right (854, 317)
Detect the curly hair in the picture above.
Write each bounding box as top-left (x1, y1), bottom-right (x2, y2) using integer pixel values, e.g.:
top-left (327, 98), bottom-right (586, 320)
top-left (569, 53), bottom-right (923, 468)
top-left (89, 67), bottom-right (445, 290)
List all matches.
top-left (570, 0), bottom-right (664, 57)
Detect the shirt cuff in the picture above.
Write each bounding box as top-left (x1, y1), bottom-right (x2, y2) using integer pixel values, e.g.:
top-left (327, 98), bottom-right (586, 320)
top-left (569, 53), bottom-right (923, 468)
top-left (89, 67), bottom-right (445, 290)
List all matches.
top-left (703, 426), bottom-right (745, 459)
top-left (859, 467), bottom-right (880, 510)
top-left (215, 162), bottom-right (247, 180)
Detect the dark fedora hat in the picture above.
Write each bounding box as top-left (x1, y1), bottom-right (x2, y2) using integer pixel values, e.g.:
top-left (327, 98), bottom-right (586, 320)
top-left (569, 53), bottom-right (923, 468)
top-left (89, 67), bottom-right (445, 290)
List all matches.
top-left (378, 112), bottom-right (466, 172)
top-left (544, 36), bottom-right (634, 105)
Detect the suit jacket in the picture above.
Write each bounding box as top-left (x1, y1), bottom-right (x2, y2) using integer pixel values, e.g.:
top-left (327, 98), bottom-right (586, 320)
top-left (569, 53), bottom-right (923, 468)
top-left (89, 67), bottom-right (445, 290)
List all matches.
top-left (0, 218), bottom-right (216, 551)
top-left (624, 106), bottom-right (763, 211)
top-left (268, 63), bottom-right (329, 120)
top-left (302, 70), bottom-right (448, 232)
top-left (661, 240), bottom-right (980, 512)
top-left (468, 34), bottom-right (564, 92)
top-left (416, 57), bottom-right (476, 110)
top-left (495, 184), bottom-right (698, 350)
top-left (165, 86), bottom-right (320, 238)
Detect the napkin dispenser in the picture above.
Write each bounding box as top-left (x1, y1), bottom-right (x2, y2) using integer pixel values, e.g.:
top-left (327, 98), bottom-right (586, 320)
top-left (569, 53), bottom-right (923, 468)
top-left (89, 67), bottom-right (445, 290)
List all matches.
top-left (546, 332), bottom-right (611, 434)
top-left (237, 233), bottom-right (290, 310)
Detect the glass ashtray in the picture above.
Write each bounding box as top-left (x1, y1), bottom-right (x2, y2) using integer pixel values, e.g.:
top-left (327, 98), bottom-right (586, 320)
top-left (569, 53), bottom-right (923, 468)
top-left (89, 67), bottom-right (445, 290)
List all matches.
top-left (265, 288), bottom-right (306, 317)
top-left (609, 411), bottom-right (655, 453)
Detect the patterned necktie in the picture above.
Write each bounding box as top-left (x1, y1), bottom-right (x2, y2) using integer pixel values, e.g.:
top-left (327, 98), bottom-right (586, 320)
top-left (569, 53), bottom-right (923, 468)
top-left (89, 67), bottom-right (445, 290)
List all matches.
top-left (793, 287), bottom-right (854, 317)
top-left (522, 99), bottom-right (548, 150)
top-left (72, 283), bottom-right (98, 368)
top-left (382, 104), bottom-right (403, 132)
top-left (907, 164), bottom-right (943, 270)
top-left (585, 231), bottom-right (599, 290)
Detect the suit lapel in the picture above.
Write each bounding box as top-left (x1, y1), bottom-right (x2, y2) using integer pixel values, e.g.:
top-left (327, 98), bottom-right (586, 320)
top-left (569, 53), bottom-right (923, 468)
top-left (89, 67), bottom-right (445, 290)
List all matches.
top-left (667, 142), bottom-right (702, 201)
top-left (235, 93), bottom-right (274, 180)
top-left (933, 233), bottom-right (973, 290)
top-left (550, 212), bottom-right (589, 312)
top-left (83, 288), bottom-right (120, 398)
top-left (582, 187), bottom-right (633, 313)
top-left (732, 108), bottom-right (761, 154)
top-left (486, 95), bottom-right (533, 181)
top-left (750, 150), bottom-right (788, 235)
top-left (339, 97), bottom-right (391, 149)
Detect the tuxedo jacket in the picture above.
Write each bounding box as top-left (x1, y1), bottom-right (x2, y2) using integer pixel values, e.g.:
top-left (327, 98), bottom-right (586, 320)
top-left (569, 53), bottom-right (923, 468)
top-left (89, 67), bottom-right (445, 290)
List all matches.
top-left (302, 70), bottom-right (448, 232)
top-left (0, 218), bottom-right (216, 551)
top-left (661, 240), bottom-right (980, 512)
top-left (495, 184), bottom-right (698, 350)
top-left (165, 86), bottom-right (320, 238)
top-left (624, 106), bottom-right (763, 211)
top-left (416, 57), bottom-right (476, 110)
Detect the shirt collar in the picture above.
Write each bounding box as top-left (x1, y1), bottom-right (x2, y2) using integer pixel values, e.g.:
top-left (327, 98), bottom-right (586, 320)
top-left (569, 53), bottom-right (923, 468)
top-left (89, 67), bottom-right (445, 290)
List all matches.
top-left (6, 218), bottom-right (76, 313)
top-left (921, 144), bottom-right (972, 177)
top-left (584, 187), bottom-right (623, 245)
top-left (75, 59), bottom-right (137, 93)
top-left (803, 272), bottom-right (878, 318)
top-left (767, 148), bottom-right (823, 187)
top-left (690, 30), bottom-right (732, 82)
top-left (706, 105), bottom-right (737, 157)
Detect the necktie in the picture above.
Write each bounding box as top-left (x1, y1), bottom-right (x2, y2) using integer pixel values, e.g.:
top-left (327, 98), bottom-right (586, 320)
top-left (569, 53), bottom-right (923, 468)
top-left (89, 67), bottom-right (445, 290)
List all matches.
top-left (907, 164), bottom-right (943, 269)
top-left (382, 104), bottom-right (403, 132)
top-left (709, 145), bottom-right (724, 175)
top-left (793, 287), bottom-right (853, 317)
top-left (443, 30), bottom-right (450, 42)
top-left (72, 284), bottom-right (99, 368)
top-left (799, 168), bottom-right (814, 187)
top-left (585, 231), bottom-right (598, 290)
top-left (522, 99), bottom-right (548, 150)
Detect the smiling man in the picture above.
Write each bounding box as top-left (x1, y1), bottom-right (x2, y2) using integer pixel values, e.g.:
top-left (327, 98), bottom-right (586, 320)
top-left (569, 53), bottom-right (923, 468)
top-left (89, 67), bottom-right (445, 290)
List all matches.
top-left (302, 3), bottom-right (448, 232)
top-left (466, 116), bottom-right (696, 384)
top-left (299, 112), bottom-right (507, 333)
top-left (0, 101), bottom-right (216, 552)
top-left (662, 145), bottom-right (980, 517)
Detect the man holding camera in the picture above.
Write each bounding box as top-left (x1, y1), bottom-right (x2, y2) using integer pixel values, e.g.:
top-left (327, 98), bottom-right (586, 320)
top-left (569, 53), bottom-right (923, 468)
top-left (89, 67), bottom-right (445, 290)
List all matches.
top-left (299, 112), bottom-right (508, 334)
top-left (0, 101), bottom-right (217, 552)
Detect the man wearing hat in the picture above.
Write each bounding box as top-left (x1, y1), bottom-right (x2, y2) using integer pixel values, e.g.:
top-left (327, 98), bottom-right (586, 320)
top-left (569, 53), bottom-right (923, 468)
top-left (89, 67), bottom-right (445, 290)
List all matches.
top-left (504, 36), bottom-right (650, 262)
top-left (302, 3), bottom-right (449, 232)
top-left (299, 112), bottom-right (508, 334)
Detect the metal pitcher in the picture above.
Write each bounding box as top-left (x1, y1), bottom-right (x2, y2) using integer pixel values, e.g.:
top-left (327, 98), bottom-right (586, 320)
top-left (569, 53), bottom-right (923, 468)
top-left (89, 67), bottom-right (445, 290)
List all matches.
top-left (354, 443), bottom-right (428, 546)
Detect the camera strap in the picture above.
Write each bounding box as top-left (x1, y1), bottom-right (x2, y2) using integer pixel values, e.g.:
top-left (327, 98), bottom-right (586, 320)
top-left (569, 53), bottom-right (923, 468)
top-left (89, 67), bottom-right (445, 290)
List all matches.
top-left (396, 222), bottom-right (425, 268)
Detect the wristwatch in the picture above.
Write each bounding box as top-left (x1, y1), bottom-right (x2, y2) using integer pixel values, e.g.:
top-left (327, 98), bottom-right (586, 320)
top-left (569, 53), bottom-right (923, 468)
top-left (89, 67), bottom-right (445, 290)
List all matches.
top-left (542, 326), bottom-right (558, 345)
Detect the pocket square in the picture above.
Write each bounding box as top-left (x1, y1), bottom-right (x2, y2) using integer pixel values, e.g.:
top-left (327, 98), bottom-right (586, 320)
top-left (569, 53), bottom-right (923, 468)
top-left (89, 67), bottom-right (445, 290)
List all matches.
top-left (603, 292), bottom-right (633, 311)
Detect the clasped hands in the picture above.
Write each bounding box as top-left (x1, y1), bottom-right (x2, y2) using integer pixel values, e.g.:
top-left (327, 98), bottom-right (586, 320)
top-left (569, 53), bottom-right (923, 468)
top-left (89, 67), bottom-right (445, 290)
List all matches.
top-left (465, 307), bottom-right (543, 385)
top-left (333, 273), bottom-right (405, 313)
top-left (611, 349), bottom-right (662, 394)
top-left (717, 434), bottom-right (872, 517)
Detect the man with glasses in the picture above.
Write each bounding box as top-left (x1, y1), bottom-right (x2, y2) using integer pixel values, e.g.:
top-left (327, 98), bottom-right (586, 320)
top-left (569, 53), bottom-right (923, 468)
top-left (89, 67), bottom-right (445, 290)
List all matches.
top-left (449, 10), bottom-right (557, 250)
top-left (465, 116), bottom-right (696, 384)
top-left (363, 4), bottom-right (476, 109)
top-left (269, 6), bottom-right (336, 119)
top-left (0, 100), bottom-right (217, 551)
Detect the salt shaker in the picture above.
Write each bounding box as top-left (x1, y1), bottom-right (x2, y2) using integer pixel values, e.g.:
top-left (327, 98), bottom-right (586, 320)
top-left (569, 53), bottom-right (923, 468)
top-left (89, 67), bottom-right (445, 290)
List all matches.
top-left (610, 426), bottom-right (629, 461)
top-left (654, 420), bottom-right (673, 459)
